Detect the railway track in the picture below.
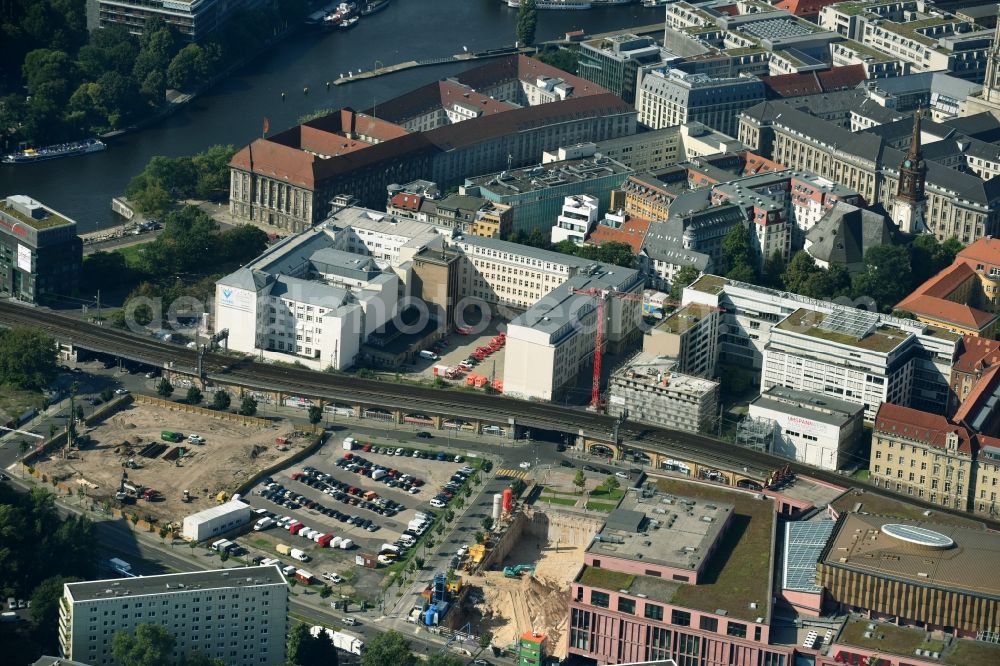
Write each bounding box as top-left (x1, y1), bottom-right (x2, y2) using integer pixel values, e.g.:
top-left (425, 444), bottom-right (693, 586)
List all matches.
top-left (4, 301), bottom-right (998, 530)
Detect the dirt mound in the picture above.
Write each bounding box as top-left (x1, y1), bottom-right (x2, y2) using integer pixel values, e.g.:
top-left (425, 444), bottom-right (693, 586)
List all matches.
top-left (476, 572), bottom-right (569, 657)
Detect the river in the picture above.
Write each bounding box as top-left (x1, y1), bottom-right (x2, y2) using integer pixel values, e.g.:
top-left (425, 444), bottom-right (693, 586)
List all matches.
top-left (0, 0), bottom-right (663, 232)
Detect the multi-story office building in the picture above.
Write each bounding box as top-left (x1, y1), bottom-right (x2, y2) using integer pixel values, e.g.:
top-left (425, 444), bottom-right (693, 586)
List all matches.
top-left (608, 354), bottom-right (720, 433)
top-left (860, 71), bottom-right (983, 121)
top-left (462, 157), bottom-right (633, 236)
top-left (871, 403), bottom-right (975, 510)
top-left (551, 195), bottom-right (599, 246)
top-left (229, 56), bottom-right (636, 230)
top-left (636, 68), bottom-right (766, 137)
top-left (739, 102), bottom-right (1000, 244)
top-left (0, 195), bottom-right (81, 305)
top-left (748, 385), bottom-right (864, 470)
top-left (59, 566), bottom-right (288, 666)
top-left (87, 0), bottom-right (264, 41)
top-left (503, 263), bottom-right (643, 402)
top-left (578, 34), bottom-right (669, 104)
top-left (948, 335), bottom-right (1000, 414)
top-left (682, 275), bottom-right (961, 416)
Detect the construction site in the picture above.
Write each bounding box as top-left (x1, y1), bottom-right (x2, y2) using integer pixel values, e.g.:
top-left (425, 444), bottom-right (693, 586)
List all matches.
top-left (31, 397), bottom-right (306, 525)
top-left (455, 505), bottom-right (605, 659)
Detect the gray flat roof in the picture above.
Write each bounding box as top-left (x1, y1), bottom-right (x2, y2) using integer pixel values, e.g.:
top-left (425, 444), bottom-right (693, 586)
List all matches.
top-left (587, 489), bottom-right (733, 573)
top-left (751, 385), bottom-right (863, 427)
top-left (66, 566), bottom-right (287, 602)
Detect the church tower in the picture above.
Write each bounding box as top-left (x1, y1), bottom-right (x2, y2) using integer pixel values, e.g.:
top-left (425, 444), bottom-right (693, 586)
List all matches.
top-left (892, 109), bottom-right (927, 235)
top-left (984, 23), bottom-right (1000, 105)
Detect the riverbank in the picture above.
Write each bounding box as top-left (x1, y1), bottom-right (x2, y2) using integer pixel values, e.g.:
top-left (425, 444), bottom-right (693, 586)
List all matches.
top-left (333, 46), bottom-right (530, 85)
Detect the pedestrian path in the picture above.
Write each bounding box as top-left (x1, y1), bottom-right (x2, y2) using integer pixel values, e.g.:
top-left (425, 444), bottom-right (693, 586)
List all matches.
top-left (494, 468), bottom-right (528, 480)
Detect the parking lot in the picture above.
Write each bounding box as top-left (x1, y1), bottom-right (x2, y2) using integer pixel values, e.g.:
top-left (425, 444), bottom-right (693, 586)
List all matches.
top-left (236, 435), bottom-right (482, 597)
top-left (412, 318), bottom-right (508, 390)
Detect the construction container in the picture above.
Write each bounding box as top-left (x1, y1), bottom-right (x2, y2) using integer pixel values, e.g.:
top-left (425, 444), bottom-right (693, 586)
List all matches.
top-left (466, 374), bottom-right (478, 386)
top-left (503, 487), bottom-right (513, 513)
top-left (354, 553), bottom-right (377, 568)
top-left (181, 499), bottom-right (251, 542)
top-left (474, 376), bottom-right (488, 388)
top-left (339, 538), bottom-right (353, 549)
top-left (295, 569), bottom-right (314, 584)
top-left (276, 543), bottom-right (292, 555)
top-left (318, 534), bottom-right (334, 548)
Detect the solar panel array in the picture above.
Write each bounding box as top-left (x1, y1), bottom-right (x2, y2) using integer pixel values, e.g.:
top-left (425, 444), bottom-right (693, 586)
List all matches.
top-left (783, 521), bottom-right (836, 592)
top-left (818, 308), bottom-right (878, 339)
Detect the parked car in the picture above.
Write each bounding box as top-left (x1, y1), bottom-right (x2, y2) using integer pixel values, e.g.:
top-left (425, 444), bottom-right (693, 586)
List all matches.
top-left (560, 460), bottom-right (575, 468)
top-left (417, 431), bottom-right (433, 439)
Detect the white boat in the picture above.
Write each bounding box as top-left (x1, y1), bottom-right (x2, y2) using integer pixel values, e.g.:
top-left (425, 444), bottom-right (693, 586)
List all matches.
top-left (2, 138), bottom-right (106, 164)
top-left (506, 0), bottom-right (593, 9)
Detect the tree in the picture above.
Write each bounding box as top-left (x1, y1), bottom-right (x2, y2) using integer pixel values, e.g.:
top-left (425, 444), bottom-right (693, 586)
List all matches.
top-left (156, 378), bottom-right (173, 397)
top-left (212, 390), bottom-right (231, 410)
top-left (186, 386), bottom-right (203, 404)
top-left (111, 623), bottom-right (175, 666)
top-left (0, 327), bottom-right (57, 390)
top-left (669, 265), bottom-right (700, 301)
top-left (426, 655), bottom-right (467, 666)
top-left (192, 144), bottom-right (238, 199)
top-left (573, 468), bottom-right (586, 493)
top-left (167, 43), bottom-right (210, 90)
top-left (534, 47), bottom-right (580, 75)
top-left (853, 244), bottom-right (912, 312)
top-left (361, 630), bottom-right (416, 666)
top-left (100, 387), bottom-right (114, 402)
top-left (30, 575), bottom-right (81, 650)
top-left (909, 234), bottom-right (963, 289)
top-left (781, 251), bottom-right (819, 295)
top-left (414, 556), bottom-right (425, 570)
top-left (308, 405), bottom-right (323, 425)
top-left (481, 516), bottom-right (494, 532)
top-left (478, 631), bottom-right (494, 650)
top-left (595, 241), bottom-right (635, 268)
top-left (475, 530), bottom-right (486, 544)
top-left (600, 475), bottom-right (620, 494)
top-left (182, 651), bottom-right (226, 666)
top-left (319, 585), bottom-right (333, 598)
top-left (721, 224), bottom-right (754, 273)
top-left (23, 48), bottom-right (77, 107)
top-left (762, 250), bottom-right (786, 289)
top-left (515, 0), bottom-right (538, 46)
top-left (238, 396), bottom-right (258, 416)
top-left (726, 262), bottom-right (756, 283)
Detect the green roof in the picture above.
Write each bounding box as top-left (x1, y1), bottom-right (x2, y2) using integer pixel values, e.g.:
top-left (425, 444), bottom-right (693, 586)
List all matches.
top-left (658, 303), bottom-right (716, 334)
top-left (776, 309), bottom-right (909, 353)
top-left (837, 39), bottom-right (894, 62)
top-left (1, 202), bottom-right (72, 230)
top-left (577, 567), bottom-right (635, 591)
top-left (688, 274), bottom-right (726, 295)
top-left (943, 639), bottom-right (1000, 665)
top-left (829, 489), bottom-right (984, 528)
top-left (839, 617), bottom-right (944, 656)
top-left (655, 478), bottom-right (774, 621)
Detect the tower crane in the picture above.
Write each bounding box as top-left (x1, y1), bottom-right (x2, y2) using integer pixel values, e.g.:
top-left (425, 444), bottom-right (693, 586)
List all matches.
top-left (571, 289), bottom-right (727, 411)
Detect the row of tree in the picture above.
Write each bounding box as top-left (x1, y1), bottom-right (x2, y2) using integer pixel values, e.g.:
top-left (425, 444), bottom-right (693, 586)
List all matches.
top-left (0, 327), bottom-right (58, 391)
top-left (108, 624), bottom-right (488, 666)
top-left (0, 485), bottom-right (97, 653)
top-left (507, 229), bottom-right (635, 268)
top-left (126, 144), bottom-right (237, 214)
top-left (0, 1), bottom-right (304, 147)
top-left (710, 225), bottom-right (964, 313)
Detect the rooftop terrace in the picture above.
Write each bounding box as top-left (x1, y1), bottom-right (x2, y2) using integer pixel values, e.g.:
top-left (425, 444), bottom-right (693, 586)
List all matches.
top-left (776, 308), bottom-right (909, 353)
top-left (686, 274), bottom-right (727, 295)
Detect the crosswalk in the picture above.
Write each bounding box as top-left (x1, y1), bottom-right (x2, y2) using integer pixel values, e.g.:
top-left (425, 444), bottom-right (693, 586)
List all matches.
top-left (494, 468), bottom-right (528, 480)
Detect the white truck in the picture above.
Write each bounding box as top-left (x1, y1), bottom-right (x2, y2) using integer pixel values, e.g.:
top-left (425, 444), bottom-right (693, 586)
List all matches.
top-left (290, 548), bottom-right (310, 562)
top-left (309, 626), bottom-right (364, 655)
top-left (254, 517), bottom-right (275, 531)
top-left (342, 437), bottom-right (358, 450)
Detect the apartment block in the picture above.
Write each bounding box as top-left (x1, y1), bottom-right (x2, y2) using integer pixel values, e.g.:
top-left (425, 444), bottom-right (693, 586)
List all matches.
top-left (386, 181), bottom-right (513, 239)
top-left (607, 354), bottom-right (720, 433)
top-left (87, 0), bottom-right (265, 41)
top-left (551, 195), bottom-right (600, 246)
top-left (59, 566), bottom-right (288, 666)
top-left (643, 303), bottom-right (721, 378)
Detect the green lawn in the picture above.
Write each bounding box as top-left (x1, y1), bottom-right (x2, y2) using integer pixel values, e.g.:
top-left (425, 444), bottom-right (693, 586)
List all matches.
top-left (853, 469), bottom-right (870, 481)
top-left (541, 488), bottom-right (580, 496)
top-left (540, 495), bottom-right (577, 507)
top-left (585, 501), bottom-right (616, 512)
top-left (114, 242), bottom-right (153, 268)
top-left (0, 385), bottom-right (46, 425)
top-left (590, 488), bottom-right (624, 501)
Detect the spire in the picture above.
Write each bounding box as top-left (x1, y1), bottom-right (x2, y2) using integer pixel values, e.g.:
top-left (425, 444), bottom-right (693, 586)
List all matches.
top-left (907, 106), bottom-right (923, 161)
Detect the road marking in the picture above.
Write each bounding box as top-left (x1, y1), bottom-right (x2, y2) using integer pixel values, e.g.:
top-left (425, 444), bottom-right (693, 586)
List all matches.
top-left (493, 469), bottom-right (527, 480)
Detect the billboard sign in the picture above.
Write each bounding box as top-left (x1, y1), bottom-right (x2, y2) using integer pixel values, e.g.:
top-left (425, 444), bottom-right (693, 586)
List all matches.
top-left (16, 244), bottom-right (31, 272)
top-left (219, 286), bottom-right (253, 313)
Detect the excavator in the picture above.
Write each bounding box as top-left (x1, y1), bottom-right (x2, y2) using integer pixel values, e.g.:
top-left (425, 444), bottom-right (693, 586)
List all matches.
top-left (502, 564), bottom-right (536, 578)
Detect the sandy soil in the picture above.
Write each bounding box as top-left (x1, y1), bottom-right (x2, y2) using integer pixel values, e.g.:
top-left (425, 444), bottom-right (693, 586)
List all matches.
top-left (36, 402), bottom-right (304, 526)
top-left (467, 536), bottom-right (586, 657)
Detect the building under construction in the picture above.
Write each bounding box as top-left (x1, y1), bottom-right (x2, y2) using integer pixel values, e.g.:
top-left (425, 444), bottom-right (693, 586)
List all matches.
top-left (607, 353), bottom-right (720, 433)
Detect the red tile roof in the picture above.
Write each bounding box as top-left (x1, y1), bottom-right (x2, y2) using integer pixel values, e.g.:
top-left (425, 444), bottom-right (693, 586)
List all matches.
top-left (952, 335), bottom-right (1000, 374)
top-left (585, 217), bottom-right (651, 254)
top-left (895, 262), bottom-right (997, 331)
top-left (390, 193), bottom-right (423, 212)
top-left (772, 0), bottom-right (841, 16)
top-left (875, 403), bottom-right (976, 455)
top-left (956, 237), bottom-right (1000, 270)
top-left (742, 151), bottom-right (786, 176)
top-left (953, 364), bottom-right (1000, 425)
top-left (761, 65), bottom-right (866, 99)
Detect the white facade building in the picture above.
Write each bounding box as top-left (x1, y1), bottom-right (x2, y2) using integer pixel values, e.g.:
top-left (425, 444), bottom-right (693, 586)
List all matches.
top-left (59, 567), bottom-right (289, 666)
top-left (551, 195), bottom-right (600, 246)
top-left (182, 499), bottom-right (252, 542)
top-left (682, 275), bottom-right (960, 417)
top-left (748, 385), bottom-right (865, 470)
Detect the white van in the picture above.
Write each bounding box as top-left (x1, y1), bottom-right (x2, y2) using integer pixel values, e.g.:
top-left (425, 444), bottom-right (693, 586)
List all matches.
top-left (419, 350), bottom-right (438, 360)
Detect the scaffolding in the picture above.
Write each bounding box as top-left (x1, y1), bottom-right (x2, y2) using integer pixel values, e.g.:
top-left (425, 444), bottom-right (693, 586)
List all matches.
top-left (736, 415), bottom-right (775, 453)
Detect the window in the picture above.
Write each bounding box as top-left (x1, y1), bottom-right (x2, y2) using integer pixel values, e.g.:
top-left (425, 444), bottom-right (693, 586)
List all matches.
top-left (671, 609), bottom-right (691, 626)
top-left (644, 603), bottom-right (664, 621)
top-left (699, 616), bottom-right (718, 632)
top-left (590, 591), bottom-right (609, 608)
top-left (617, 598), bottom-right (635, 614)
top-left (727, 622), bottom-right (747, 638)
